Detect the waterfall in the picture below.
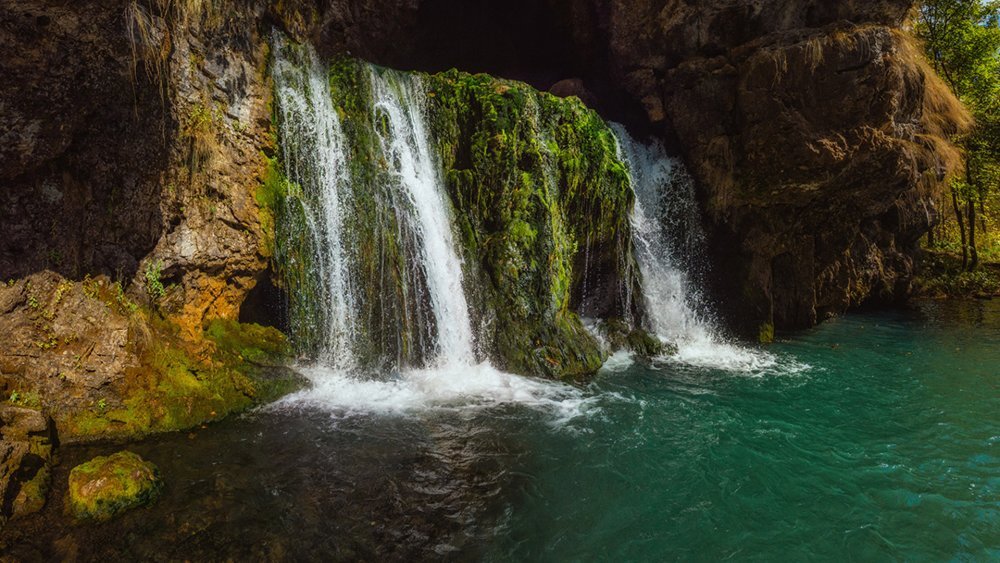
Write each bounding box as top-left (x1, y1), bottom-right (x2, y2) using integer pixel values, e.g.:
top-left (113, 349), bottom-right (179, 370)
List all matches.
top-left (271, 34), bottom-right (358, 371)
top-left (271, 36), bottom-right (474, 372)
top-left (269, 37), bottom-right (588, 413)
top-left (612, 124), bottom-right (778, 371)
top-left (367, 69), bottom-right (476, 366)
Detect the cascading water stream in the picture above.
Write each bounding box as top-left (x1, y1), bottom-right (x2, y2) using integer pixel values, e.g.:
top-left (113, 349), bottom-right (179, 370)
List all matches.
top-left (612, 124), bottom-right (781, 372)
top-left (271, 35), bottom-right (358, 371)
top-left (269, 37), bottom-right (587, 415)
top-left (367, 69), bottom-right (476, 367)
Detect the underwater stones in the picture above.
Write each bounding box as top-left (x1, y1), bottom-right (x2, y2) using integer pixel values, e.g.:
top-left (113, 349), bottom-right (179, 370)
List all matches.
top-left (0, 405), bottom-right (54, 528)
top-left (67, 451), bottom-right (162, 522)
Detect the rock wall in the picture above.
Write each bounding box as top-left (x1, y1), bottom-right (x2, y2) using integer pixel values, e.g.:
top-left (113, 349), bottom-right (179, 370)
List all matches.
top-left (596, 1), bottom-right (966, 333)
top-left (0, 1), bottom-right (304, 446)
top-left (329, 0), bottom-right (965, 334)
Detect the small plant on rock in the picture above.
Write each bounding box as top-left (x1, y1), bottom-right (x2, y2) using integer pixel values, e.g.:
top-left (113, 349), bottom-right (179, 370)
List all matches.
top-left (144, 261), bottom-right (167, 301)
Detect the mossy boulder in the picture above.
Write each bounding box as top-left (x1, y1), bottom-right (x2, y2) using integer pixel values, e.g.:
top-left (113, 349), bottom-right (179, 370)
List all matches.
top-left (67, 451), bottom-right (162, 522)
top-left (424, 69), bottom-right (634, 378)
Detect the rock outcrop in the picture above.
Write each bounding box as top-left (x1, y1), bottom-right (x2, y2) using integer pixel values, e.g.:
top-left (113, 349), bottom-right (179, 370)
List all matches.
top-left (0, 406), bottom-right (54, 528)
top-left (592, 1), bottom-right (967, 333)
top-left (349, 0), bottom-right (966, 334)
top-left (0, 1), bottom-right (304, 444)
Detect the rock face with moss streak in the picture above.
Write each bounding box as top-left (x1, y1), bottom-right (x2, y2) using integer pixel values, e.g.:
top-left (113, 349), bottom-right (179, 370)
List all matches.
top-left (0, 406), bottom-right (54, 528)
top-left (67, 451), bottom-right (162, 522)
top-left (585, 1), bottom-right (968, 334)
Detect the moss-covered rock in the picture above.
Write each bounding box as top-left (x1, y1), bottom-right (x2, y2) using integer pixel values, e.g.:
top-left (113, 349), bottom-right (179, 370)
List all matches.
top-left (422, 69), bottom-right (634, 378)
top-left (60, 316), bottom-right (303, 443)
top-left (67, 451), bottom-right (162, 522)
top-left (599, 319), bottom-right (673, 358)
top-left (266, 52), bottom-right (633, 378)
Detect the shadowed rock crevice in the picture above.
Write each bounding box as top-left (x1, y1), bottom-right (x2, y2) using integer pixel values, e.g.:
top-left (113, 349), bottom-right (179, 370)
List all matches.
top-left (0, 1), bottom-right (171, 283)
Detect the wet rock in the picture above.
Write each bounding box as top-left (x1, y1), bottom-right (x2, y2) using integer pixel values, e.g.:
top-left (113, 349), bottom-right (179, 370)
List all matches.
top-left (548, 78), bottom-right (598, 108)
top-left (0, 405), bottom-right (55, 528)
top-left (67, 451), bottom-right (162, 522)
top-left (599, 319), bottom-right (672, 359)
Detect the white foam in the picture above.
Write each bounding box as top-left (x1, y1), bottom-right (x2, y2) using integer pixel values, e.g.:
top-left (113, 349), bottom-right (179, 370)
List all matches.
top-left (272, 362), bottom-right (594, 422)
top-left (658, 340), bottom-right (810, 377)
top-left (599, 351), bottom-right (636, 373)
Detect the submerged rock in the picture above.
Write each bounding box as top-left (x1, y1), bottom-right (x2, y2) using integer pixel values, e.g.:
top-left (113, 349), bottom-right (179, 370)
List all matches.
top-left (67, 451), bottom-right (162, 522)
top-left (599, 319), bottom-right (673, 359)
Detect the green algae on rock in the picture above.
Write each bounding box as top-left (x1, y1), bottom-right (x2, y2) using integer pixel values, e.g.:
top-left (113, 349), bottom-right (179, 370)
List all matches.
top-left (67, 451), bottom-right (162, 522)
top-left (60, 315), bottom-right (304, 444)
top-left (291, 55), bottom-right (636, 378)
top-left (423, 69), bottom-right (635, 378)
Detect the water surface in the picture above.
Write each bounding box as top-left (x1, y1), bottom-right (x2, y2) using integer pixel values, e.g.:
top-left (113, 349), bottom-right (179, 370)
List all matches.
top-left (3, 300), bottom-right (998, 560)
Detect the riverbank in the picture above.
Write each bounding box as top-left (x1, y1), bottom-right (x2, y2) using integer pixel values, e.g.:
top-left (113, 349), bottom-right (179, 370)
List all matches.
top-left (913, 250), bottom-right (1000, 299)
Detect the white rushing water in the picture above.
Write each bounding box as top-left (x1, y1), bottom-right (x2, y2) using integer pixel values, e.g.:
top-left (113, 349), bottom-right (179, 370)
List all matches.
top-left (271, 39), bottom-right (590, 416)
top-left (272, 34), bottom-right (358, 371)
top-left (612, 124), bottom-right (783, 373)
top-left (367, 69), bottom-right (476, 367)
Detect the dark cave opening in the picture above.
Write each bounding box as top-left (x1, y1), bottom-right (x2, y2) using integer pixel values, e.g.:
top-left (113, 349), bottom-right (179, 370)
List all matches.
top-left (335, 0), bottom-right (654, 136)
top-left (239, 268), bottom-right (290, 334)
top-left (409, 0), bottom-right (588, 88)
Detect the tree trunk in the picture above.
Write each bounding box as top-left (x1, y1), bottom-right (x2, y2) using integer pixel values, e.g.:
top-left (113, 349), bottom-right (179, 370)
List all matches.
top-left (980, 197), bottom-right (988, 236)
top-left (952, 189), bottom-right (968, 269)
top-left (968, 198), bottom-right (978, 270)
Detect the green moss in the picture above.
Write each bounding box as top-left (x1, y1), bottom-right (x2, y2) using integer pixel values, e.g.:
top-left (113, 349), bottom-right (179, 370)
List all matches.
top-left (61, 317), bottom-right (302, 443)
top-left (418, 68), bottom-right (632, 378)
top-left (759, 322), bottom-right (776, 344)
top-left (13, 465), bottom-right (50, 517)
top-left (257, 155), bottom-right (297, 258)
top-left (271, 52), bottom-right (634, 378)
top-left (67, 451), bottom-right (162, 522)
top-left (599, 319), bottom-right (671, 358)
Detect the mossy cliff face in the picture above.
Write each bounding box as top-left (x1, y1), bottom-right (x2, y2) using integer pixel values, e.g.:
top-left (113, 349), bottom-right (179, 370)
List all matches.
top-left (422, 69), bottom-right (634, 377)
top-left (0, 2), bottom-right (315, 445)
top-left (283, 58), bottom-right (634, 378)
top-left (0, 272), bottom-right (302, 445)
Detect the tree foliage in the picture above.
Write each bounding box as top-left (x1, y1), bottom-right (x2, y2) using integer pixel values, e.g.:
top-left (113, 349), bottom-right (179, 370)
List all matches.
top-left (916, 0), bottom-right (1000, 268)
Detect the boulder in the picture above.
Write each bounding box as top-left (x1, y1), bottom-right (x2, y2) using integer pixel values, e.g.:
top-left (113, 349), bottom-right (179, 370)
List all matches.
top-left (67, 451), bottom-right (162, 522)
